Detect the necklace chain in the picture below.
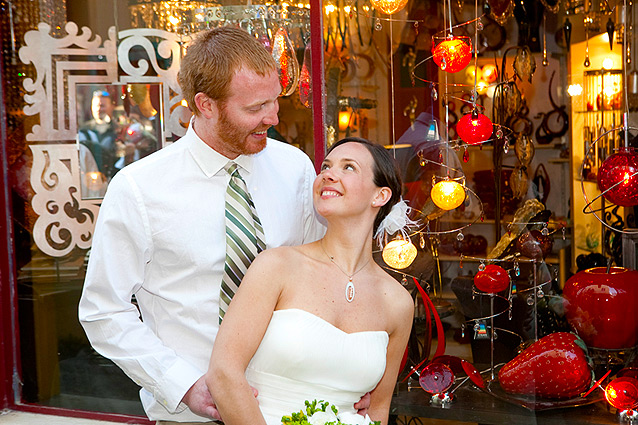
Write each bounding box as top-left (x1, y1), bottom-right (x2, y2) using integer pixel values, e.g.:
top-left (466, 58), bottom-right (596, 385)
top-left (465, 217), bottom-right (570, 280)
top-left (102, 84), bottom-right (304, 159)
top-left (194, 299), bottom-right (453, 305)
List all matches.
top-left (320, 239), bottom-right (371, 303)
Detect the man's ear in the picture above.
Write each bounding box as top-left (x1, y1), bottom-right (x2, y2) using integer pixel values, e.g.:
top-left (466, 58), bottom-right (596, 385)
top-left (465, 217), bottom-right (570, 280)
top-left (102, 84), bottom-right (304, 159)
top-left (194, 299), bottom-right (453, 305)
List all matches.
top-left (373, 187), bottom-right (392, 207)
top-left (194, 92), bottom-right (218, 120)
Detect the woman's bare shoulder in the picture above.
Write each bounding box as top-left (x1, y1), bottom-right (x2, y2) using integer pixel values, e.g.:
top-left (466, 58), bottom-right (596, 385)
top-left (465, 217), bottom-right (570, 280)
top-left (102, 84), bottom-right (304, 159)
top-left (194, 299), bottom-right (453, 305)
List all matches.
top-left (251, 245), bottom-right (313, 268)
top-left (376, 269), bottom-right (414, 326)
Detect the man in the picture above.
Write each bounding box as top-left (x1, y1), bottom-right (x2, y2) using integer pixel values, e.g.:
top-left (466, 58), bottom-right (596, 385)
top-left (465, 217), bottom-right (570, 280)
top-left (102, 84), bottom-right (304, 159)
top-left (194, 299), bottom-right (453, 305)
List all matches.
top-left (78, 90), bottom-right (120, 179)
top-left (79, 28), bottom-right (328, 423)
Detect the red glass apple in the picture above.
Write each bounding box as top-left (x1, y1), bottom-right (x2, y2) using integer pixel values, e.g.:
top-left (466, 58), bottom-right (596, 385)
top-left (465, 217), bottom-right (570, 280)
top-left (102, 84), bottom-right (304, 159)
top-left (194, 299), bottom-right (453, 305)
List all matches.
top-left (474, 264), bottom-right (510, 293)
top-left (432, 37), bottom-right (472, 73)
top-left (597, 147), bottom-right (638, 207)
top-left (456, 112), bottom-right (493, 145)
top-left (605, 377), bottom-right (638, 410)
top-left (563, 267), bottom-right (638, 349)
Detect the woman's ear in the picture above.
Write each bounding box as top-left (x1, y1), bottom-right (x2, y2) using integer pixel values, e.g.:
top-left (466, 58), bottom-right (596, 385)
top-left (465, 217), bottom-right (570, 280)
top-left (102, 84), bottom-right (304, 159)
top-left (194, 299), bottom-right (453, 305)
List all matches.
top-left (194, 92), bottom-right (218, 120)
top-left (373, 187), bottom-right (392, 207)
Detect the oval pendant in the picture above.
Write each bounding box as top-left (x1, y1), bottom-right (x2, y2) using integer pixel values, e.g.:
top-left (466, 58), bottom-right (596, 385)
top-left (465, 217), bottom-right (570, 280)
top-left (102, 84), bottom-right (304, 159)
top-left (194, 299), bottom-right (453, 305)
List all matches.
top-left (345, 279), bottom-right (355, 303)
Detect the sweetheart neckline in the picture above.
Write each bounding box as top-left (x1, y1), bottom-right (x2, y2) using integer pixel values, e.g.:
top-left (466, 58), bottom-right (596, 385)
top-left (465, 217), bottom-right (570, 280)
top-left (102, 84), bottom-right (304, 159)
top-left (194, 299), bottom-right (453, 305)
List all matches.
top-left (273, 308), bottom-right (389, 338)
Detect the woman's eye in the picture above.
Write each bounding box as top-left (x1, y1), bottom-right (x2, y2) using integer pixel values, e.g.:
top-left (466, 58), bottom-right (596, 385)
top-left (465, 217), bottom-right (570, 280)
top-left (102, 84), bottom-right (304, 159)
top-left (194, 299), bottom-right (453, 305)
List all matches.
top-left (320, 163), bottom-right (330, 171)
top-left (344, 163), bottom-right (355, 171)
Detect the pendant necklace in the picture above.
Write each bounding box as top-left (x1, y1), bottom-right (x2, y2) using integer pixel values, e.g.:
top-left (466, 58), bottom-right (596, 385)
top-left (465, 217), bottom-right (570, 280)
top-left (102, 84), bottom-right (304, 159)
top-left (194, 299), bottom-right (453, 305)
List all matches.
top-left (321, 239), bottom-right (371, 303)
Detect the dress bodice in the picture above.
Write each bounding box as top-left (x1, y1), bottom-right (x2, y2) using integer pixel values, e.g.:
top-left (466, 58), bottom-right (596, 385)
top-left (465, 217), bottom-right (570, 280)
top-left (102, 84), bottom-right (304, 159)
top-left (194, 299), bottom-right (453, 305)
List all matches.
top-left (246, 309), bottom-right (389, 424)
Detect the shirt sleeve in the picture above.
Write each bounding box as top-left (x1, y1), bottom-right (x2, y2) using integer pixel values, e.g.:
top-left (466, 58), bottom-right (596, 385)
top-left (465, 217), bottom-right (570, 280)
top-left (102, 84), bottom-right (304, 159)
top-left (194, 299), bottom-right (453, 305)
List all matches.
top-left (301, 157), bottom-right (326, 243)
top-left (78, 171), bottom-right (202, 414)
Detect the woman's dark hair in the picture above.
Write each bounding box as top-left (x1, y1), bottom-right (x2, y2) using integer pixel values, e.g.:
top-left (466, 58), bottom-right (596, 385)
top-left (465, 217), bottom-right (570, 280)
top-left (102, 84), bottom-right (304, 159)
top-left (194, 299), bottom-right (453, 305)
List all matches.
top-left (327, 137), bottom-right (403, 234)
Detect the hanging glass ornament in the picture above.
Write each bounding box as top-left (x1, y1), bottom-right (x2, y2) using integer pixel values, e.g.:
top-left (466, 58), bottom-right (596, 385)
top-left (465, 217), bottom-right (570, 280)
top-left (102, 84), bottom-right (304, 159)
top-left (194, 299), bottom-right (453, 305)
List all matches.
top-left (430, 178), bottom-right (466, 210)
top-left (382, 239), bottom-right (418, 269)
top-left (272, 27), bottom-right (300, 97)
top-left (298, 41), bottom-right (312, 108)
top-left (478, 260), bottom-right (486, 271)
top-left (563, 18), bottom-right (572, 52)
top-left (370, 0), bottom-right (409, 15)
top-left (463, 146), bottom-right (469, 163)
top-left (597, 147), bottom-right (638, 207)
top-left (375, 18), bottom-right (383, 31)
top-left (432, 37), bottom-right (472, 73)
top-left (456, 110), bottom-right (493, 145)
top-left (607, 18), bottom-right (615, 51)
top-left (456, 232), bottom-right (464, 241)
top-left (419, 232), bottom-right (426, 249)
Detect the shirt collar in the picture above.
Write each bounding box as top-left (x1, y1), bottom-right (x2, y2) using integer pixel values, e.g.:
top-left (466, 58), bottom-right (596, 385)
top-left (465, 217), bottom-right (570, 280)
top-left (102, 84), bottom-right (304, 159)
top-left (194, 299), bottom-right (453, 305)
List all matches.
top-left (186, 119), bottom-right (256, 178)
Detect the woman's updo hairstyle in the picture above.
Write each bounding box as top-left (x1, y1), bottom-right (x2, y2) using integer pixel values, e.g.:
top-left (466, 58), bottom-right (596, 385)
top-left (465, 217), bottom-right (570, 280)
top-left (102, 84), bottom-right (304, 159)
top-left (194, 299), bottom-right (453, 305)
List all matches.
top-left (327, 137), bottom-right (403, 234)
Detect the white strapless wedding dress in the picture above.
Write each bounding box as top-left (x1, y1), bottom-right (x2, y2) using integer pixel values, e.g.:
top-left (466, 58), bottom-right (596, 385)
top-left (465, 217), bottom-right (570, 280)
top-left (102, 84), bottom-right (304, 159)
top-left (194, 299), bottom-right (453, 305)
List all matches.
top-left (245, 309), bottom-right (389, 425)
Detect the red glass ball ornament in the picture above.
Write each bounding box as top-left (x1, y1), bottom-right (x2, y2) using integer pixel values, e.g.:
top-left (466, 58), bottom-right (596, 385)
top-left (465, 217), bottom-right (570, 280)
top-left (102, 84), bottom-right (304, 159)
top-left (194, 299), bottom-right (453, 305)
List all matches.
top-left (474, 264), bottom-right (510, 293)
top-left (456, 112), bottom-right (493, 145)
top-left (563, 267), bottom-right (638, 349)
top-left (515, 230), bottom-right (553, 259)
top-left (419, 363), bottom-right (455, 394)
top-left (597, 147), bottom-right (638, 207)
top-left (432, 37), bottom-right (472, 73)
top-left (605, 377), bottom-right (638, 410)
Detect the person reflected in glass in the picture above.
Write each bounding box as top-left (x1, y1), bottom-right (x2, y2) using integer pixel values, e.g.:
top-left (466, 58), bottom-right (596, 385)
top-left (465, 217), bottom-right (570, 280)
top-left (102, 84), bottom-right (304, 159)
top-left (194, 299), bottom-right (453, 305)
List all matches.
top-left (78, 90), bottom-right (120, 179)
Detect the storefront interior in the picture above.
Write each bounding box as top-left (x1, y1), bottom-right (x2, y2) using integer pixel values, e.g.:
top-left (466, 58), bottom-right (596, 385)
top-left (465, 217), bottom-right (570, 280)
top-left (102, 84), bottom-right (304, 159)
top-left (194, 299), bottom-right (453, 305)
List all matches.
top-left (1, 0), bottom-right (638, 423)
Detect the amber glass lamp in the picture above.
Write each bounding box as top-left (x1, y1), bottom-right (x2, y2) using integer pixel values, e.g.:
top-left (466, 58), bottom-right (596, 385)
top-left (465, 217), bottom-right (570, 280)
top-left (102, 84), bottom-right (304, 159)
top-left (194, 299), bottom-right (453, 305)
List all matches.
top-left (370, 0), bottom-right (409, 14)
top-left (382, 239), bottom-right (417, 269)
top-left (432, 37), bottom-right (472, 73)
top-left (431, 177), bottom-right (466, 210)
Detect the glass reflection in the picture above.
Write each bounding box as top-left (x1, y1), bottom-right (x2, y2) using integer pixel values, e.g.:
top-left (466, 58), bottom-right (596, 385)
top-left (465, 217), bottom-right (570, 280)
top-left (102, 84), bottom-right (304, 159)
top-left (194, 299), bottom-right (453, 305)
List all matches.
top-left (76, 83), bottom-right (162, 199)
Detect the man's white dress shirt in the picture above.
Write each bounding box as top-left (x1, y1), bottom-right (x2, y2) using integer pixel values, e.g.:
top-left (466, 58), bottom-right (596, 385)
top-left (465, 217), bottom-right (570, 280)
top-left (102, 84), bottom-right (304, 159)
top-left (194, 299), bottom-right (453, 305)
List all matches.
top-left (78, 123), bottom-right (325, 422)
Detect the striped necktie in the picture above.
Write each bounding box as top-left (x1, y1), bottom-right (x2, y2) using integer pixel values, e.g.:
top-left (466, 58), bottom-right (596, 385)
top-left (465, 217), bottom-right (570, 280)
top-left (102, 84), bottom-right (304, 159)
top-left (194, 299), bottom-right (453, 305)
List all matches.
top-left (219, 162), bottom-right (266, 324)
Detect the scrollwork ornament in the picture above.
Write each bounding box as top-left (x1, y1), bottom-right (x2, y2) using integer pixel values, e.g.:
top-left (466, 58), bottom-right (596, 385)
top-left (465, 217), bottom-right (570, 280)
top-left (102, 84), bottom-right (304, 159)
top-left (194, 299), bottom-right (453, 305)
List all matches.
top-left (30, 145), bottom-right (100, 257)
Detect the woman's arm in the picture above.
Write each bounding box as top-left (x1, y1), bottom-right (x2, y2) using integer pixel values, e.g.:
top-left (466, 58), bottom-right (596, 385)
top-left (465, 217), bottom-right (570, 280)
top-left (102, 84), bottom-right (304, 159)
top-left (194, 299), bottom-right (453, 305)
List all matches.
top-left (367, 283), bottom-right (414, 425)
top-left (205, 248), bottom-right (287, 425)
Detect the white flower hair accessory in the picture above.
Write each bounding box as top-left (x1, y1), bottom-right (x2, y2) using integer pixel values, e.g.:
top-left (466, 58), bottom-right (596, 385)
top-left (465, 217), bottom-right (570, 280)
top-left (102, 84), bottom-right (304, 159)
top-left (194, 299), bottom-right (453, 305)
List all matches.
top-left (373, 198), bottom-right (420, 247)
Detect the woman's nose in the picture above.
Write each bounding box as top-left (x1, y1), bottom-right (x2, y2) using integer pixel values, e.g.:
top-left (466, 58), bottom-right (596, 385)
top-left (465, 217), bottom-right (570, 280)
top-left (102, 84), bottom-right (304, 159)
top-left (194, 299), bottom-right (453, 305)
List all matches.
top-left (322, 169), bottom-right (337, 181)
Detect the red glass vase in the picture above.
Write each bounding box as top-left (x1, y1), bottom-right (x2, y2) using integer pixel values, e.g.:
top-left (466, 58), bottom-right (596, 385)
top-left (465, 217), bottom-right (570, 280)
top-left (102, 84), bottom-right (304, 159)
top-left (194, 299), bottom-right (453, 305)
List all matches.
top-left (563, 267), bottom-right (638, 349)
top-left (597, 146), bottom-right (638, 207)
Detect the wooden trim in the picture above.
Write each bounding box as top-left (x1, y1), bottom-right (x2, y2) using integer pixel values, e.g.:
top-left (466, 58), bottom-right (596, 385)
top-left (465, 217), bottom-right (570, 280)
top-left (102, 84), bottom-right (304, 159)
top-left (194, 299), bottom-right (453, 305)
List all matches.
top-left (0, 33), bottom-right (19, 411)
top-left (13, 404), bottom-right (153, 425)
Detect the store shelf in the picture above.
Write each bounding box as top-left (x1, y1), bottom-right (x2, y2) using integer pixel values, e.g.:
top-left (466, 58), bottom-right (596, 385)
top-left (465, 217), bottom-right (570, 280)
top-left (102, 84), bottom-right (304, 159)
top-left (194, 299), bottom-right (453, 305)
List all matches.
top-left (438, 254), bottom-right (560, 264)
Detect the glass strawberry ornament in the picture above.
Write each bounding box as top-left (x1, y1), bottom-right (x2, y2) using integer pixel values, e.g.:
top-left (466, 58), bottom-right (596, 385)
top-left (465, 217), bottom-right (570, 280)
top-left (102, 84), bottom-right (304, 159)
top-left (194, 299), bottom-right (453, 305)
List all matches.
top-left (497, 332), bottom-right (592, 399)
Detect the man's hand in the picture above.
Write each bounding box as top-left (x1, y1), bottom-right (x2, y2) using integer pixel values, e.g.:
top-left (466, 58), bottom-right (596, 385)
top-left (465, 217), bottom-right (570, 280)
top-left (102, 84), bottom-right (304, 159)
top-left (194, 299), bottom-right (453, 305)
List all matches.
top-left (182, 376), bottom-right (222, 420)
top-left (182, 375), bottom-right (260, 421)
top-left (354, 391), bottom-right (371, 416)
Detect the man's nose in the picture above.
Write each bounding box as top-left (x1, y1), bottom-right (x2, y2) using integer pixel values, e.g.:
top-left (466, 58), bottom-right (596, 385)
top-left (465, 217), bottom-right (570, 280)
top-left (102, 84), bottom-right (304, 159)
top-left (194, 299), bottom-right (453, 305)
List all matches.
top-left (263, 103), bottom-right (279, 126)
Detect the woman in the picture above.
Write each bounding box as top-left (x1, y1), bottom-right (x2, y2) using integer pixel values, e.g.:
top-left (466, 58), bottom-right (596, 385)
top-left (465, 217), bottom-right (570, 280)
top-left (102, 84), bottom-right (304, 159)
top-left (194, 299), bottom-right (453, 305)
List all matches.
top-left (206, 137), bottom-right (414, 425)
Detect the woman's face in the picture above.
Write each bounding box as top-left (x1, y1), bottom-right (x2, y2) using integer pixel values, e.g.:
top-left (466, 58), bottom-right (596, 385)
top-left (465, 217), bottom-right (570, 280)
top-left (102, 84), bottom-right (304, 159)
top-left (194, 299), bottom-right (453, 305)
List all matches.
top-left (313, 142), bottom-right (380, 219)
